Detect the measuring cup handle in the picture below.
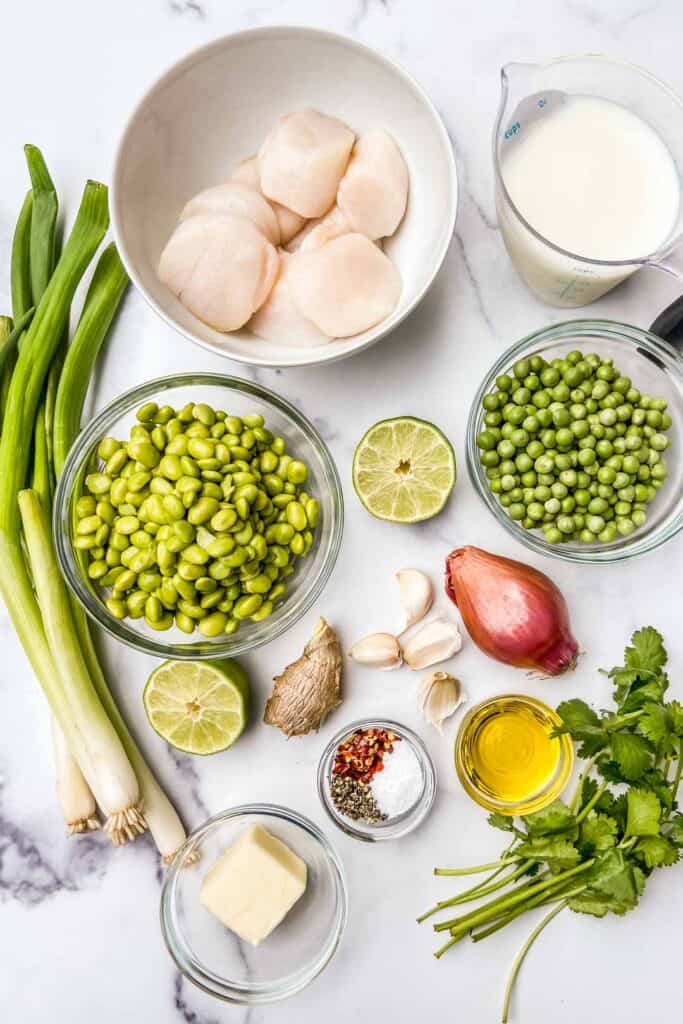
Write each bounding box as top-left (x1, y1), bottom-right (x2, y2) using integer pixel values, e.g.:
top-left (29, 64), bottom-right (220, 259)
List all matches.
top-left (645, 253), bottom-right (683, 350)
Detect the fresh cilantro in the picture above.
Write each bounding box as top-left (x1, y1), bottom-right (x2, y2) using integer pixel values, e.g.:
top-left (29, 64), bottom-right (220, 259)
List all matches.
top-left (521, 799), bottom-right (575, 837)
top-left (633, 836), bottom-right (679, 869)
top-left (610, 732), bottom-right (653, 781)
top-left (579, 811), bottom-right (618, 856)
top-left (515, 835), bottom-right (579, 868)
top-left (667, 814), bottom-right (683, 846)
top-left (487, 812), bottom-right (514, 832)
top-left (625, 789), bottom-right (661, 837)
top-left (427, 626), bottom-right (683, 1020)
top-left (624, 627), bottom-right (667, 673)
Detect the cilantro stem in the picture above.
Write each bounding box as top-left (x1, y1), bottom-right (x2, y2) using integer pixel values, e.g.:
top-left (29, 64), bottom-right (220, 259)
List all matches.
top-left (434, 855), bottom-right (524, 877)
top-left (671, 740), bottom-right (683, 799)
top-left (569, 755), bottom-right (597, 813)
top-left (574, 782), bottom-right (608, 825)
top-left (501, 901), bottom-right (567, 1024)
top-left (472, 882), bottom-right (585, 942)
top-left (418, 859), bottom-right (536, 922)
top-left (435, 860), bottom-right (593, 934)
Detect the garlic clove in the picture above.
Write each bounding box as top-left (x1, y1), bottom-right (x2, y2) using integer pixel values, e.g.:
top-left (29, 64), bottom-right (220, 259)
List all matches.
top-left (396, 568), bottom-right (433, 631)
top-left (349, 632), bottom-right (402, 670)
top-left (418, 671), bottom-right (466, 733)
top-left (402, 617), bottom-right (462, 670)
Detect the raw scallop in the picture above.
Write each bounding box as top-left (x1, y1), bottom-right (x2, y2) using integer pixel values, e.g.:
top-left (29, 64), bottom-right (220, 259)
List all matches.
top-left (180, 181), bottom-right (281, 245)
top-left (249, 252), bottom-right (329, 347)
top-left (286, 205), bottom-right (351, 253)
top-left (288, 233), bottom-right (401, 338)
top-left (158, 213), bottom-right (279, 332)
top-left (258, 109), bottom-right (355, 218)
top-left (231, 157), bottom-right (305, 244)
top-left (337, 129), bottom-right (409, 239)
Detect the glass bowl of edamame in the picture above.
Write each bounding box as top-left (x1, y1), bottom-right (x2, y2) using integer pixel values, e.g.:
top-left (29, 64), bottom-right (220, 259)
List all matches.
top-left (54, 373), bottom-right (343, 658)
top-left (466, 320), bottom-right (683, 563)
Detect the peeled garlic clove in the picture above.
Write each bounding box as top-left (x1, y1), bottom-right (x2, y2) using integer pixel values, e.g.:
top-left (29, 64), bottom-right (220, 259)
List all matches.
top-left (396, 569), bottom-right (433, 630)
top-left (349, 632), bottom-right (402, 670)
top-left (402, 617), bottom-right (462, 670)
top-left (418, 671), bottom-right (465, 733)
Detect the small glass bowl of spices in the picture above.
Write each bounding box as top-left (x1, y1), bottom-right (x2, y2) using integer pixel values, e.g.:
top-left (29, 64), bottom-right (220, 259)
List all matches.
top-left (317, 719), bottom-right (436, 842)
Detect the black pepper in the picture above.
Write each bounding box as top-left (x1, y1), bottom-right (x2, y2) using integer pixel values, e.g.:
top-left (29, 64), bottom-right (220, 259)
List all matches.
top-left (329, 775), bottom-right (387, 824)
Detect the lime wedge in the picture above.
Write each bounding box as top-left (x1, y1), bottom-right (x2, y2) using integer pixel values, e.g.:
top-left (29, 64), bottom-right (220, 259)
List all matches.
top-left (143, 659), bottom-right (250, 755)
top-left (352, 416), bottom-right (456, 523)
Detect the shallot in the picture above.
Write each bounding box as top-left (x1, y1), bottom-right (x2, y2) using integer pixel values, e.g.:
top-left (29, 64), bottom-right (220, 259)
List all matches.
top-left (445, 545), bottom-right (578, 676)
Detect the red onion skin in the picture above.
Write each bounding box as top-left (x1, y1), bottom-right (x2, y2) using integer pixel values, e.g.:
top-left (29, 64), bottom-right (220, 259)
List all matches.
top-left (445, 546), bottom-right (578, 676)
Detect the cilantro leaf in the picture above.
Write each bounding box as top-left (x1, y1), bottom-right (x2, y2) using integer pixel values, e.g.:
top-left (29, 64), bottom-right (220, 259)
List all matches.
top-left (636, 704), bottom-right (669, 746)
top-left (567, 893), bottom-right (609, 918)
top-left (515, 835), bottom-right (579, 868)
top-left (522, 799), bottom-right (576, 837)
top-left (578, 776), bottom-right (599, 811)
top-left (668, 700), bottom-right (683, 737)
top-left (610, 732), bottom-right (653, 781)
top-left (487, 812), bottom-right (514, 832)
top-left (598, 759), bottom-right (629, 785)
top-left (633, 836), bottom-right (679, 869)
top-left (554, 699), bottom-right (607, 757)
top-left (625, 789), bottom-right (661, 837)
top-left (624, 627), bottom-right (667, 673)
top-left (620, 676), bottom-right (669, 713)
top-left (641, 768), bottom-right (676, 810)
top-left (579, 811), bottom-right (618, 856)
top-left (583, 850), bottom-right (639, 914)
top-left (667, 814), bottom-right (683, 846)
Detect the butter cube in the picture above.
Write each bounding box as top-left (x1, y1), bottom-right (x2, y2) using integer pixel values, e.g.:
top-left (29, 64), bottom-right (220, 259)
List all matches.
top-left (200, 824), bottom-right (307, 946)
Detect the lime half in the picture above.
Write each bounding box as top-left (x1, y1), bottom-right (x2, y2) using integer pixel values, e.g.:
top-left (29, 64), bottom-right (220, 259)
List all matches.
top-left (352, 416), bottom-right (456, 523)
top-left (143, 659), bottom-right (250, 755)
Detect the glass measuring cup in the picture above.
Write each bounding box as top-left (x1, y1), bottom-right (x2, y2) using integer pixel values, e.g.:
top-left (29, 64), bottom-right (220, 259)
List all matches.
top-left (494, 56), bottom-right (683, 307)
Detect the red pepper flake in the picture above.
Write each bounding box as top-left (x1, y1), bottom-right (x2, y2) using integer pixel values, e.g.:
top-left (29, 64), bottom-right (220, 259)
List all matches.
top-left (332, 728), bottom-right (401, 784)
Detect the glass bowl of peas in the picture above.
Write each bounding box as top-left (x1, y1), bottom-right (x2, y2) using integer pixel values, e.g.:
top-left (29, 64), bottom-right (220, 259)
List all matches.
top-left (466, 320), bottom-right (683, 562)
top-left (54, 373), bottom-right (343, 658)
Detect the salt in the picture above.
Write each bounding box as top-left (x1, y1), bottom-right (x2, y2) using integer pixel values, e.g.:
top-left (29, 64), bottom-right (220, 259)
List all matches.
top-left (370, 738), bottom-right (422, 819)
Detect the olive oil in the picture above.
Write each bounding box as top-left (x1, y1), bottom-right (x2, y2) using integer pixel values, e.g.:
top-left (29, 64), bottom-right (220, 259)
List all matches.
top-left (455, 695), bottom-right (573, 815)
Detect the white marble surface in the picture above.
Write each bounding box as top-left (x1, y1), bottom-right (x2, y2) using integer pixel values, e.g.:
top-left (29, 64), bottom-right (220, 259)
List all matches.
top-left (1, 2), bottom-right (683, 1022)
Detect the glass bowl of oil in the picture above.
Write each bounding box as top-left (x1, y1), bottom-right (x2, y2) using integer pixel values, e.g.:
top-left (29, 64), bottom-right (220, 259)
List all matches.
top-left (454, 694), bottom-right (573, 816)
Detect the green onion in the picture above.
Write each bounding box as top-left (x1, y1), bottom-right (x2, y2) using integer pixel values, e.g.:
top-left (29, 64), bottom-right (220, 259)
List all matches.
top-left (54, 243), bottom-right (129, 474)
top-left (19, 489), bottom-right (145, 843)
top-left (54, 245), bottom-right (190, 860)
top-left (11, 191), bottom-right (33, 319)
top-left (51, 717), bottom-right (100, 835)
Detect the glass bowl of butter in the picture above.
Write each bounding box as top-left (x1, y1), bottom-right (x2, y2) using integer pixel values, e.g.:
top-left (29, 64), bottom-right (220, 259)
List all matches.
top-left (160, 804), bottom-right (348, 1004)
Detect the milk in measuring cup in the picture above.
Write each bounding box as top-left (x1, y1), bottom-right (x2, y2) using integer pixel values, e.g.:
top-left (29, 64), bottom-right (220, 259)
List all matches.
top-left (497, 95), bottom-right (680, 306)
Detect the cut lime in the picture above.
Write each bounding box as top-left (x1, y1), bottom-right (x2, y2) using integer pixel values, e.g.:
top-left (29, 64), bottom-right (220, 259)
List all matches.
top-left (143, 659), bottom-right (250, 755)
top-left (352, 416), bottom-right (456, 523)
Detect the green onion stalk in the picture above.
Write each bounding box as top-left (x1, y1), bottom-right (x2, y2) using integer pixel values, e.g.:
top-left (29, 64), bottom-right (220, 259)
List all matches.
top-left (21, 148), bottom-right (99, 833)
top-left (54, 244), bottom-right (191, 862)
top-left (0, 171), bottom-right (146, 844)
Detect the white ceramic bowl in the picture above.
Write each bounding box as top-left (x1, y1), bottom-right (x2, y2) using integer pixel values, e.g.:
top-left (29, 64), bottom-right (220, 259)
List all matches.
top-left (111, 26), bottom-right (457, 368)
